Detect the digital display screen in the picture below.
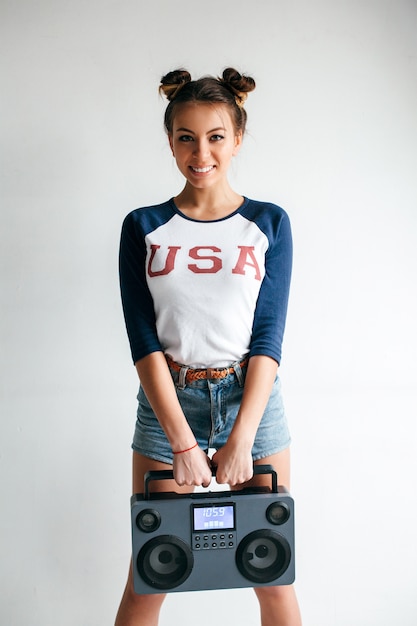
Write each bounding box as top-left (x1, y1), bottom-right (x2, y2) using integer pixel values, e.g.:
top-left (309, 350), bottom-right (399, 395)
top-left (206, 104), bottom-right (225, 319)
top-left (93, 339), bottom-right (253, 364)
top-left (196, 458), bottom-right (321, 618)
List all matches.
top-left (193, 504), bottom-right (235, 531)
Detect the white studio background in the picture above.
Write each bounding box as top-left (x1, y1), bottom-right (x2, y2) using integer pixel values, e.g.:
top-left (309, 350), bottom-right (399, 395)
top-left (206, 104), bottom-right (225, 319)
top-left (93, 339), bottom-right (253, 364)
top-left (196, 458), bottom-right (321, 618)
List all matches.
top-left (1, 1), bottom-right (416, 625)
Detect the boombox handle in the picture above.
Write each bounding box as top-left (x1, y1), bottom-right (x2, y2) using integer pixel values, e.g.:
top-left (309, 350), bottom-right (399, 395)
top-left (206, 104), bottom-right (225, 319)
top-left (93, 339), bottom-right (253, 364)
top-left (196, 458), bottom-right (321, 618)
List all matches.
top-left (143, 464), bottom-right (278, 500)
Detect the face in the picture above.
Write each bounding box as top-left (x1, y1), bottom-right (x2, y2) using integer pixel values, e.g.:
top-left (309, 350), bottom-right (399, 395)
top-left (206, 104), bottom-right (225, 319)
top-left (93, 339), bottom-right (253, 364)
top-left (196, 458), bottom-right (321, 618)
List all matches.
top-left (168, 103), bottom-right (242, 190)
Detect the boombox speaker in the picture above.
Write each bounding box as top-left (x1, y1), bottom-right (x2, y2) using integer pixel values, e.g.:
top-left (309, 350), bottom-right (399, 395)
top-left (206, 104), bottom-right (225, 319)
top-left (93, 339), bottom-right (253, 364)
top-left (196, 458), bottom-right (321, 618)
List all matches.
top-left (131, 465), bottom-right (295, 594)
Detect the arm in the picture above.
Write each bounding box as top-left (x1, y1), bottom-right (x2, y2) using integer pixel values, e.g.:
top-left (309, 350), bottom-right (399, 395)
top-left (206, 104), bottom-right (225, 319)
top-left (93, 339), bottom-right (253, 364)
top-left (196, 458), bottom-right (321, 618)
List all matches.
top-left (212, 206), bottom-right (292, 485)
top-left (211, 354), bottom-right (278, 485)
top-left (135, 351), bottom-right (212, 487)
top-left (120, 213), bottom-right (211, 487)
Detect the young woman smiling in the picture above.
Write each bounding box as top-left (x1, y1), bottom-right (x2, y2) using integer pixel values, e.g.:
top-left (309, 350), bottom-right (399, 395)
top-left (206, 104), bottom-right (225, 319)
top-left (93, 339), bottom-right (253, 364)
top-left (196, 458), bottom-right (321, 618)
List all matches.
top-left (115, 68), bottom-right (302, 626)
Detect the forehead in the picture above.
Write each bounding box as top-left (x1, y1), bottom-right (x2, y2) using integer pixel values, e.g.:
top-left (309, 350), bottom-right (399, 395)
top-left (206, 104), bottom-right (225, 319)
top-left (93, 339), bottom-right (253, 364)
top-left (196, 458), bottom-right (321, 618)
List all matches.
top-left (171, 102), bottom-right (235, 131)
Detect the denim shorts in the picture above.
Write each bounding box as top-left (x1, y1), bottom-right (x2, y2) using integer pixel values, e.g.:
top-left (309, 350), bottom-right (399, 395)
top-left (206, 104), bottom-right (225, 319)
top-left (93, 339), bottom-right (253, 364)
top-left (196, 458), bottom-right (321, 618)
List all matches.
top-left (131, 360), bottom-right (291, 465)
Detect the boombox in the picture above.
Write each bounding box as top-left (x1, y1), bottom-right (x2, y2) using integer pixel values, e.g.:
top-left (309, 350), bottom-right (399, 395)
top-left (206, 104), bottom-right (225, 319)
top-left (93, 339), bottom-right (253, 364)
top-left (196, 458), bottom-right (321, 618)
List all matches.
top-left (131, 465), bottom-right (295, 594)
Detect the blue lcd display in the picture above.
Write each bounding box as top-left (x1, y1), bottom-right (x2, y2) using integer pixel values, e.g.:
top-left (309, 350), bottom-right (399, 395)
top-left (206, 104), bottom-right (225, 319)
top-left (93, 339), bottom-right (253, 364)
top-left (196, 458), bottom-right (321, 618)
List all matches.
top-left (193, 504), bottom-right (235, 531)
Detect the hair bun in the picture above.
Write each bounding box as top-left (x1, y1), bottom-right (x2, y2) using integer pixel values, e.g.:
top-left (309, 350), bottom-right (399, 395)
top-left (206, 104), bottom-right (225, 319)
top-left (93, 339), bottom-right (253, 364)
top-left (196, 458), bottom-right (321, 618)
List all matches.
top-left (159, 69), bottom-right (192, 101)
top-left (220, 67), bottom-right (256, 107)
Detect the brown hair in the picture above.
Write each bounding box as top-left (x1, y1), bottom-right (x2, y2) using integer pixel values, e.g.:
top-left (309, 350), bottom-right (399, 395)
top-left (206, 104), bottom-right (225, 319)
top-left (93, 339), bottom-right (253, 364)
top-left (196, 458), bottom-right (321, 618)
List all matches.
top-left (159, 68), bottom-right (256, 135)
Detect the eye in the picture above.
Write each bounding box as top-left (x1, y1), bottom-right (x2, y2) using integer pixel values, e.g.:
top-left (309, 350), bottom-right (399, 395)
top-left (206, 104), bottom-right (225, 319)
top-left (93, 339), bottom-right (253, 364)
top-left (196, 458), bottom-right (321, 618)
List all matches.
top-left (178, 135), bottom-right (194, 142)
top-left (210, 134), bottom-right (224, 142)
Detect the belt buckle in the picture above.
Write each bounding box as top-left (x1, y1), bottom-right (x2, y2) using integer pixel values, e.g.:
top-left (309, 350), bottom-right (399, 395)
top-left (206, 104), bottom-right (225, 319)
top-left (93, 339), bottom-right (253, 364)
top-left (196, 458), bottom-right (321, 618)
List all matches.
top-left (206, 367), bottom-right (216, 380)
top-left (207, 366), bottom-right (230, 380)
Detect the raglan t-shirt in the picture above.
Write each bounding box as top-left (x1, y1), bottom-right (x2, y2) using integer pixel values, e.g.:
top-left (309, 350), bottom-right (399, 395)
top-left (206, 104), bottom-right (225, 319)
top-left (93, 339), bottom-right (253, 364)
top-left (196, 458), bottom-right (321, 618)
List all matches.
top-left (119, 197), bottom-right (292, 368)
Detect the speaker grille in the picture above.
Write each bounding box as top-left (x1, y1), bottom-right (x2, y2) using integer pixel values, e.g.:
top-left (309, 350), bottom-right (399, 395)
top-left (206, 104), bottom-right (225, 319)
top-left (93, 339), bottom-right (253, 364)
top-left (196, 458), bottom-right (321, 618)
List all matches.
top-left (138, 535), bottom-right (193, 590)
top-left (236, 529), bottom-right (291, 584)
top-left (136, 508), bottom-right (161, 533)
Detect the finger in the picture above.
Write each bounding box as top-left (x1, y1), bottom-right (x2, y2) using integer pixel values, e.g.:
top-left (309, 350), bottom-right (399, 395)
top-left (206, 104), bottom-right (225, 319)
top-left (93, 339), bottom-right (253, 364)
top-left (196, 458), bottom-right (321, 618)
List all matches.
top-left (201, 468), bottom-right (212, 488)
top-left (215, 472), bottom-right (228, 486)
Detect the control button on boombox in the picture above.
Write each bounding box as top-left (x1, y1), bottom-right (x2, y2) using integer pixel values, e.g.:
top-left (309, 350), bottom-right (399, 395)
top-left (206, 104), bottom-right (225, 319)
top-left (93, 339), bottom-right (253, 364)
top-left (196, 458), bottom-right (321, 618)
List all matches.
top-left (192, 531), bottom-right (236, 550)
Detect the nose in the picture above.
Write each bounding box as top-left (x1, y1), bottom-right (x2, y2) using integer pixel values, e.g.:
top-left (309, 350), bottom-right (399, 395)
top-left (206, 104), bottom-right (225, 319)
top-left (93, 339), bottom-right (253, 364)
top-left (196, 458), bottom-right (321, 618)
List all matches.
top-left (193, 138), bottom-right (210, 159)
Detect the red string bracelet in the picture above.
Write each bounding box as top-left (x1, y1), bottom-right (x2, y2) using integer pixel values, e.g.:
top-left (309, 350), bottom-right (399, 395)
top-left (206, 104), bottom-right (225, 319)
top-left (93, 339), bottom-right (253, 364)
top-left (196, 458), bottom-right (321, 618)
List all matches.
top-left (173, 442), bottom-right (198, 455)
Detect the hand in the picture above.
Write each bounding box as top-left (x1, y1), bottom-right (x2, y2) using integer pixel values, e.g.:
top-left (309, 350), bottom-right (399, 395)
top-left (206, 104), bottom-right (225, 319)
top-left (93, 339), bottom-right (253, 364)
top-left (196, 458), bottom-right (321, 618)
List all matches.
top-left (211, 442), bottom-right (254, 487)
top-left (173, 445), bottom-right (212, 488)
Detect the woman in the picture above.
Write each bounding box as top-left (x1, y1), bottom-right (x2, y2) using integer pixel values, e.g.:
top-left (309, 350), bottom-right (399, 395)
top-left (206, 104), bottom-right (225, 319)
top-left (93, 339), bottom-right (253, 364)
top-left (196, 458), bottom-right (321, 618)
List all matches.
top-left (115, 68), bottom-right (302, 626)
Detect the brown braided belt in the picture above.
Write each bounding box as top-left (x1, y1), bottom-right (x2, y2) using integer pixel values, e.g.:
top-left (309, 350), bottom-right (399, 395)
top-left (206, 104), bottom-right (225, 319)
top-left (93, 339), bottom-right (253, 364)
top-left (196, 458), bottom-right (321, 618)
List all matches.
top-left (166, 355), bottom-right (248, 382)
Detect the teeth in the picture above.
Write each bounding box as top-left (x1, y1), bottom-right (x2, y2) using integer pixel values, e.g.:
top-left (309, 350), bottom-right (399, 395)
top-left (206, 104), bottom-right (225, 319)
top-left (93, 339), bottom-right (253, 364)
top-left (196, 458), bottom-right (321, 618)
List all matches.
top-left (191, 166), bottom-right (214, 173)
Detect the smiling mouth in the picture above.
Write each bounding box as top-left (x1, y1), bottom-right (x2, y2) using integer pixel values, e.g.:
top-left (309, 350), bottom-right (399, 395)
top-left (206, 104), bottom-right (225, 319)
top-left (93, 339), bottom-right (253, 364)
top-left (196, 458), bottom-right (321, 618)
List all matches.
top-left (190, 166), bottom-right (215, 173)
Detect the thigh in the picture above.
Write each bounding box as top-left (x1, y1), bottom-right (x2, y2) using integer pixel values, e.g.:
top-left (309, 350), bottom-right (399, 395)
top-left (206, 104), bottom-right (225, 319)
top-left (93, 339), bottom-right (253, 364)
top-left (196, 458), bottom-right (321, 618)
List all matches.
top-left (132, 451), bottom-right (195, 495)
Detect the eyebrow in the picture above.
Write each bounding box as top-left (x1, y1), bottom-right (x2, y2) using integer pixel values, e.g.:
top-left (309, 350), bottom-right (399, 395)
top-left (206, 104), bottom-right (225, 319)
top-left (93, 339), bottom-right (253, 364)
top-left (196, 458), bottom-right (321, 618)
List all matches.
top-left (175, 126), bottom-right (226, 134)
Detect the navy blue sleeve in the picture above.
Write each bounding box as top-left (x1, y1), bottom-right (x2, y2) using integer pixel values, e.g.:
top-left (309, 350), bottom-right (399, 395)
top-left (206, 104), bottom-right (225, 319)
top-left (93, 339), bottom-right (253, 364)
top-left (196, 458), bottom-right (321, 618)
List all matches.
top-left (248, 205), bottom-right (293, 364)
top-left (119, 211), bottom-right (162, 364)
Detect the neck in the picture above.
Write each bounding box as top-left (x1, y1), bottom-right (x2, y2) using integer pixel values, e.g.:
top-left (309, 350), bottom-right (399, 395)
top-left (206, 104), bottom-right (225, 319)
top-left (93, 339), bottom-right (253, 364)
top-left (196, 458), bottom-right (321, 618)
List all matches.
top-left (174, 183), bottom-right (243, 220)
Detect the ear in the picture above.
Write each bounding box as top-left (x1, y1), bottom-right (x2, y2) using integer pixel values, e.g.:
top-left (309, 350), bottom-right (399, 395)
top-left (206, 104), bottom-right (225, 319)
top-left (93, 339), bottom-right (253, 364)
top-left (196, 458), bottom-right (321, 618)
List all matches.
top-left (233, 131), bottom-right (243, 156)
top-left (168, 134), bottom-right (175, 156)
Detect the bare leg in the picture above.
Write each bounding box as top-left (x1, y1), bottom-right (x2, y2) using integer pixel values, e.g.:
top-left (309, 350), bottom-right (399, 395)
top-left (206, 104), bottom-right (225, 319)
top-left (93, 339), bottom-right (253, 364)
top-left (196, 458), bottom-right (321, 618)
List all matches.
top-left (115, 561), bottom-right (166, 626)
top-left (254, 585), bottom-right (302, 626)
top-left (114, 453), bottom-right (193, 626)
top-left (238, 450), bottom-right (302, 626)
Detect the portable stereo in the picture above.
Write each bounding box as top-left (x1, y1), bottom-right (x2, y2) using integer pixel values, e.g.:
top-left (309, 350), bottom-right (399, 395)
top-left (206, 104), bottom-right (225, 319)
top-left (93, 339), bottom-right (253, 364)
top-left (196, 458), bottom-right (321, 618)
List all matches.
top-left (131, 465), bottom-right (295, 594)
